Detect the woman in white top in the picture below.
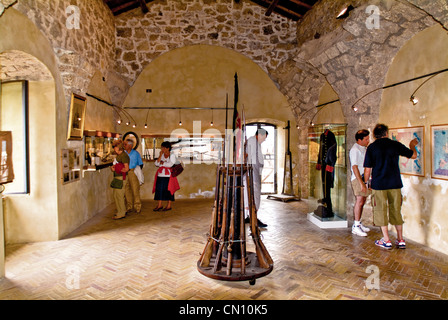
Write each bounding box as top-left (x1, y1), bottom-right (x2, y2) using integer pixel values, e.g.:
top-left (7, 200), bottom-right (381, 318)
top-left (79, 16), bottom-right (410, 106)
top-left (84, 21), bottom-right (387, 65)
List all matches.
top-left (153, 141), bottom-right (178, 211)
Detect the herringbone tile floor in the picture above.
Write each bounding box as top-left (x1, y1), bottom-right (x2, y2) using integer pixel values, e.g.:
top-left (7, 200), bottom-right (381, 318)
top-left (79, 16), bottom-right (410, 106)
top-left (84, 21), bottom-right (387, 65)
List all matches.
top-left (1, 198), bottom-right (448, 300)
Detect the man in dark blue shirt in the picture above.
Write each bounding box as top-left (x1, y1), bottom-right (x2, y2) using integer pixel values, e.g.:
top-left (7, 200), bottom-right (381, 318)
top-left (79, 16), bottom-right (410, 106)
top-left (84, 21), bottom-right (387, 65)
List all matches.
top-left (363, 124), bottom-right (418, 249)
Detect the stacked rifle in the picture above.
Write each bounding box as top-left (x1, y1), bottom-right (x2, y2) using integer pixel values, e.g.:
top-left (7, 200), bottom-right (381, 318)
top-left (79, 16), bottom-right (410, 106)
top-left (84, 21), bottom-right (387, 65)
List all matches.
top-left (197, 110), bottom-right (273, 285)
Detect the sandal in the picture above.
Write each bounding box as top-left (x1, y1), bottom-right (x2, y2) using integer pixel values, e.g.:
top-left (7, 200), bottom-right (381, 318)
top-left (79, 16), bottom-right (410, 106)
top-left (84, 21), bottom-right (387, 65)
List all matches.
top-left (113, 215), bottom-right (126, 220)
top-left (162, 207), bottom-right (172, 211)
top-left (153, 207), bottom-right (163, 211)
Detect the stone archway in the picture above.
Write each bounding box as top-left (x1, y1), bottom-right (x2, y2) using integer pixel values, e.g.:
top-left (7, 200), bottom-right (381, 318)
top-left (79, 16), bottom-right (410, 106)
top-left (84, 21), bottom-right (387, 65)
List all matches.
top-left (271, 0), bottom-right (445, 205)
top-left (0, 49), bottom-right (58, 277)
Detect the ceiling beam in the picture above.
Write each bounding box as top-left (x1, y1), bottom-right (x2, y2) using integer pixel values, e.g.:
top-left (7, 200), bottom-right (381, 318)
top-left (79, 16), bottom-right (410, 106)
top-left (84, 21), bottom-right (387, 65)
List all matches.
top-left (109, 1), bottom-right (138, 15)
top-left (137, 0), bottom-right (149, 14)
top-left (275, 5), bottom-right (303, 20)
top-left (265, 0), bottom-right (280, 16)
top-left (290, 0), bottom-right (313, 10)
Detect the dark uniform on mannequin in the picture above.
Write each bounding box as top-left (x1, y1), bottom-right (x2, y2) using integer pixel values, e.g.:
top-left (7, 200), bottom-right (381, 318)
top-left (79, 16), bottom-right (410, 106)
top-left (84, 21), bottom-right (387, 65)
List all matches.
top-left (316, 127), bottom-right (337, 218)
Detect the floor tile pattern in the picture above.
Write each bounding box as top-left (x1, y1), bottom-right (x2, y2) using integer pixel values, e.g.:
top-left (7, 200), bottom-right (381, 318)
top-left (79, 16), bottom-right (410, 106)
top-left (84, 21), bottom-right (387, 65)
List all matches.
top-left (1, 198), bottom-right (447, 300)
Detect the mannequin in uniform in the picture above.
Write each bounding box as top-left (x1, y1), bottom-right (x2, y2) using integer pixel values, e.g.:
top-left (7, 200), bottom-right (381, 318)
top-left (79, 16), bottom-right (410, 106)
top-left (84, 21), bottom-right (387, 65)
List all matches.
top-left (316, 128), bottom-right (337, 217)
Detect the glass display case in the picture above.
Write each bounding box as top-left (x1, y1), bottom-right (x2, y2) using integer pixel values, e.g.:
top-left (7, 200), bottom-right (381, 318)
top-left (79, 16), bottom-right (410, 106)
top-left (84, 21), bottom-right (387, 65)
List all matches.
top-left (84, 130), bottom-right (120, 170)
top-left (142, 134), bottom-right (223, 164)
top-left (307, 123), bottom-right (348, 228)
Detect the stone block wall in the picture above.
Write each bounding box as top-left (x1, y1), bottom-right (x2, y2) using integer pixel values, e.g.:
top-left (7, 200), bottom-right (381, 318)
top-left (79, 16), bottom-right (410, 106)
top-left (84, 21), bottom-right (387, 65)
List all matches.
top-left (11, 0), bottom-right (116, 96)
top-left (272, 0), bottom-right (439, 201)
top-left (114, 0), bottom-right (298, 85)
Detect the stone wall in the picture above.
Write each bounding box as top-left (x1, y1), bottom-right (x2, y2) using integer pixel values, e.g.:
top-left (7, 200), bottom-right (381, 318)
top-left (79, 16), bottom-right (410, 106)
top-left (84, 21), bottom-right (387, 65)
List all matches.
top-left (114, 0), bottom-right (298, 86)
top-left (11, 0), bottom-right (116, 97)
top-left (272, 0), bottom-right (440, 201)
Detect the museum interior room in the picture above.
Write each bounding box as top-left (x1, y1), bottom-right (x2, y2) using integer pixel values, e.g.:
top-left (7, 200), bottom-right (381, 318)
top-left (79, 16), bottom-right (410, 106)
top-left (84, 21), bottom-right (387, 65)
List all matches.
top-left (1, 0), bottom-right (448, 301)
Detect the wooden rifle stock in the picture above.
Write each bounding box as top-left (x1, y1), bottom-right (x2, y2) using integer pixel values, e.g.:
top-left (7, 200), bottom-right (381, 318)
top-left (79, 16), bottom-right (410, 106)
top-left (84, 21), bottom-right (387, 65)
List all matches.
top-left (213, 164), bottom-right (230, 274)
top-left (199, 166), bottom-right (221, 267)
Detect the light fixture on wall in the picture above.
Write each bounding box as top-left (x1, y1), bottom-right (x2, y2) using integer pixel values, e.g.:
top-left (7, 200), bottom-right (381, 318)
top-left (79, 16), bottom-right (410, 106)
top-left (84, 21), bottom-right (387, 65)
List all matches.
top-left (310, 105), bottom-right (327, 127)
top-left (86, 93), bottom-right (137, 128)
top-left (296, 99), bottom-right (340, 129)
top-left (178, 109), bottom-right (183, 126)
top-left (336, 5), bottom-right (354, 19)
top-left (210, 109), bottom-right (214, 127)
top-left (115, 106), bottom-right (136, 127)
top-left (296, 106), bottom-right (319, 129)
top-left (350, 67), bottom-right (448, 112)
top-left (144, 108), bottom-right (149, 128)
top-left (350, 87), bottom-right (383, 112)
top-left (409, 70), bottom-right (447, 105)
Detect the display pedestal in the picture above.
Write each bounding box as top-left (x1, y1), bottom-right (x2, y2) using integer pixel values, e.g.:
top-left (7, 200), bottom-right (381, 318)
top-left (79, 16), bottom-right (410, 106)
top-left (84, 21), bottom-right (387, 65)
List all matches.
top-left (307, 211), bottom-right (348, 229)
top-left (267, 194), bottom-right (300, 202)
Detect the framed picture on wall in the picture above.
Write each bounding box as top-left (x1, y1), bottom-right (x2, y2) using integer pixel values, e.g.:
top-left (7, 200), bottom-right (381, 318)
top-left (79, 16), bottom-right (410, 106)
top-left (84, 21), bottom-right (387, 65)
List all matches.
top-left (67, 93), bottom-right (87, 140)
top-left (389, 126), bottom-right (424, 177)
top-left (0, 131), bottom-right (14, 185)
top-left (431, 124), bottom-right (448, 180)
top-left (61, 149), bottom-right (70, 184)
top-left (61, 148), bottom-right (81, 184)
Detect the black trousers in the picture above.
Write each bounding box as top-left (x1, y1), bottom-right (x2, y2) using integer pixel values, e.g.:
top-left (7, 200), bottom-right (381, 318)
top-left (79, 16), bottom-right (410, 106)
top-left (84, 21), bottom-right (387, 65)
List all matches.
top-left (321, 163), bottom-right (333, 213)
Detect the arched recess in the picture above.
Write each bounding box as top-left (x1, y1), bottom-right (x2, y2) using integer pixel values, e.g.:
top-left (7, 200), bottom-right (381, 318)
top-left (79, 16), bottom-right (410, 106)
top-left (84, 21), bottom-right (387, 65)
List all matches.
top-left (121, 44), bottom-right (297, 200)
top-left (0, 50), bottom-right (58, 243)
top-left (0, 8), bottom-right (62, 244)
top-left (379, 24), bottom-right (448, 255)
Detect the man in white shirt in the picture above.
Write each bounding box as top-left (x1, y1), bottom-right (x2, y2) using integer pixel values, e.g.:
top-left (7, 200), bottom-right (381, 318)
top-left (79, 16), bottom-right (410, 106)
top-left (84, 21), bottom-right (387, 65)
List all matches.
top-left (349, 129), bottom-right (371, 236)
top-left (244, 128), bottom-right (268, 228)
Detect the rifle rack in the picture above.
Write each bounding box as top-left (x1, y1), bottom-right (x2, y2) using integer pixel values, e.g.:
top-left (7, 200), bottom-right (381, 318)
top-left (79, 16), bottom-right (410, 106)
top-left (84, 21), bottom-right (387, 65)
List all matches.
top-left (197, 164), bottom-right (273, 285)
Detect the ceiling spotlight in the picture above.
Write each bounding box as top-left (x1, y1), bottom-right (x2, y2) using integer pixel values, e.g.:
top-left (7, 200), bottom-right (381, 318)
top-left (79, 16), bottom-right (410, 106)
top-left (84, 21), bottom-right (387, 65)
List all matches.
top-left (336, 5), bottom-right (354, 19)
top-left (352, 105), bottom-right (359, 112)
top-left (117, 119), bottom-right (122, 125)
top-left (179, 120), bottom-right (182, 126)
top-left (144, 123), bottom-right (148, 129)
top-left (410, 96), bottom-right (419, 105)
top-left (126, 121), bottom-right (130, 126)
top-left (210, 121), bottom-right (214, 127)
top-left (132, 124), bottom-right (136, 128)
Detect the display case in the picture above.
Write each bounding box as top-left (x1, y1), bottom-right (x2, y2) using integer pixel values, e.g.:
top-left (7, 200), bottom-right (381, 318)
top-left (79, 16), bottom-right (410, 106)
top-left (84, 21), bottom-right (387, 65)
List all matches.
top-left (142, 134), bottom-right (223, 164)
top-left (307, 124), bottom-right (348, 228)
top-left (83, 130), bottom-right (120, 170)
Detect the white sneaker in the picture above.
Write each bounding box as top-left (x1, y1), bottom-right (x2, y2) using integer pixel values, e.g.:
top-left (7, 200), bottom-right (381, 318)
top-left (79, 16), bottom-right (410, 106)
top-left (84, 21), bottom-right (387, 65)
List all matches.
top-left (360, 223), bottom-right (370, 233)
top-left (352, 225), bottom-right (368, 237)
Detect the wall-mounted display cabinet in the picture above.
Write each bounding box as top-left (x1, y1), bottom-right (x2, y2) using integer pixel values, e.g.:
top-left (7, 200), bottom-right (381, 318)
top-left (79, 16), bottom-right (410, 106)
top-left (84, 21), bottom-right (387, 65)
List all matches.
top-left (142, 134), bottom-right (223, 164)
top-left (83, 130), bottom-right (120, 170)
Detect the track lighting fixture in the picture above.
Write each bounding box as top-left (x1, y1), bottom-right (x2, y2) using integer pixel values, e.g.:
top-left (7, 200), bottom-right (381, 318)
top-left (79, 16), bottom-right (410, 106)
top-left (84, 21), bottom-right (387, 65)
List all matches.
top-left (410, 96), bottom-right (419, 105)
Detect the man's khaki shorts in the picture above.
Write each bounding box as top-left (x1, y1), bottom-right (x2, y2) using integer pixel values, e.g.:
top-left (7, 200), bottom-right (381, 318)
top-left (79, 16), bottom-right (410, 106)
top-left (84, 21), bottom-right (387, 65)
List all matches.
top-left (351, 179), bottom-right (371, 197)
top-left (371, 189), bottom-right (404, 226)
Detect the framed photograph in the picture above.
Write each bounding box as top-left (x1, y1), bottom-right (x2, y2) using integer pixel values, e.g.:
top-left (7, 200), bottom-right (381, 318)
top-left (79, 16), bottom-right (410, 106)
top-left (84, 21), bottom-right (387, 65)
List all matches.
top-left (61, 148), bottom-right (81, 184)
top-left (389, 126), bottom-right (424, 176)
top-left (0, 131), bottom-right (14, 185)
top-left (431, 124), bottom-right (448, 180)
top-left (67, 93), bottom-right (87, 140)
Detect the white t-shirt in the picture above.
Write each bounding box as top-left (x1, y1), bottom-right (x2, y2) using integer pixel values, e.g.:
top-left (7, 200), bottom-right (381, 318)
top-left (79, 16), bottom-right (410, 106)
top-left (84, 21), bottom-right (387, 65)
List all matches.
top-left (246, 136), bottom-right (264, 168)
top-left (349, 143), bottom-right (367, 181)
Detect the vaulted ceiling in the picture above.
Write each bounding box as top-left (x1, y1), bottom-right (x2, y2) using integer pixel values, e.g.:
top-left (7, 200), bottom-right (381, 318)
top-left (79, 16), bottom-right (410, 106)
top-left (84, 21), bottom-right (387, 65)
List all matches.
top-left (103, 0), bottom-right (318, 21)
